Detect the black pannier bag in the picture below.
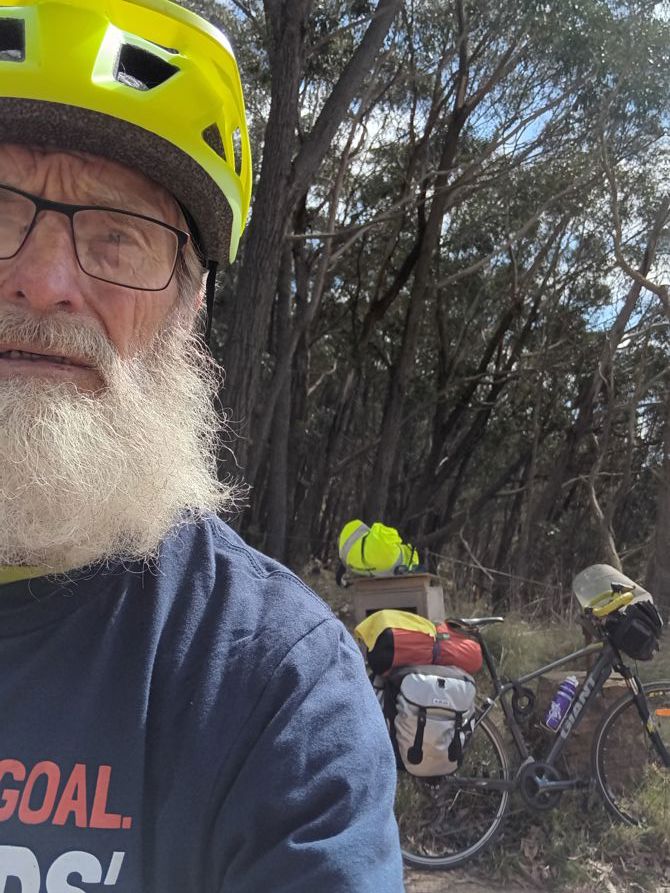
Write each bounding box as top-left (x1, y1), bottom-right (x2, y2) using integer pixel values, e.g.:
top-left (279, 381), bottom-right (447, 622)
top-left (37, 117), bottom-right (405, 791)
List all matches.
top-left (606, 600), bottom-right (663, 661)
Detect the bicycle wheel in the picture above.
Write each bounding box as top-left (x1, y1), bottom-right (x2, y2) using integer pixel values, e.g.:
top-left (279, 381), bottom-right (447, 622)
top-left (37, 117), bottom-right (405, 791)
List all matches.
top-left (395, 713), bottom-right (511, 869)
top-left (592, 681), bottom-right (670, 827)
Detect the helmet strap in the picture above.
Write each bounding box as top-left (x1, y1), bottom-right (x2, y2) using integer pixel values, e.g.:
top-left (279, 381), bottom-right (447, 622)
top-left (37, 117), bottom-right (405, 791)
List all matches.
top-left (204, 260), bottom-right (218, 345)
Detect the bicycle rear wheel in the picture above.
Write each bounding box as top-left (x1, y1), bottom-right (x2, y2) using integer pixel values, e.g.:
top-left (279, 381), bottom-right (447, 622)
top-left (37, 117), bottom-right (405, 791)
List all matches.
top-left (592, 681), bottom-right (670, 827)
top-left (395, 713), bottom-right (511, 870)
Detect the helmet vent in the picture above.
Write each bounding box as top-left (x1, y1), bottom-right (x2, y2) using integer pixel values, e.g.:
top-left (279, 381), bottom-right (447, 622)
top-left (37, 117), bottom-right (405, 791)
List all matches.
top-left (202, 124), bottom-right (225, 158)
top-left (232, 129), bottom-right (242, 174)
top-left (146, 39), bottom-right (179, 56)
top-left (0, 19), bottom-right (25, 62)
top-left (116, 44), bottom-right (178, 91)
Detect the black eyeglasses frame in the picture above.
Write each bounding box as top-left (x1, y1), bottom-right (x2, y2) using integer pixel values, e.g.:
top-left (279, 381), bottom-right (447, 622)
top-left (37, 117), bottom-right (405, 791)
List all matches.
top-left (0, 182), bottom-right (190, 292)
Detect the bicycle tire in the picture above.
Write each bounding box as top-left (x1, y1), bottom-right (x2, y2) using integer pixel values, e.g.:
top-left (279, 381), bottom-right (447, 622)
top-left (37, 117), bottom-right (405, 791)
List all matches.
top-left (395, 712), bottom-right (511, 870)
top-left (592, 681), bottom-right (670, 827)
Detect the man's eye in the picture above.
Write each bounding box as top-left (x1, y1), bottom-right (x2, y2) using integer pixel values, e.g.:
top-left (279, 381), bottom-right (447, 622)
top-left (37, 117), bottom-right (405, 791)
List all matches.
top-left (84, 232), bottom-right (134, 267)
top-left (90, 229), bottom-right (142, 252)
top-left (102, 230), bottom-right (130, 245)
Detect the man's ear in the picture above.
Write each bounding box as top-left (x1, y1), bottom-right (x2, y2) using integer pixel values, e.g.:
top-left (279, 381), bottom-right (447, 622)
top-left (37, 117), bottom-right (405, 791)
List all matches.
top-left (194, 272), bottom-right (206, 313)
top-left (204, 262), bottom-right (218, 344)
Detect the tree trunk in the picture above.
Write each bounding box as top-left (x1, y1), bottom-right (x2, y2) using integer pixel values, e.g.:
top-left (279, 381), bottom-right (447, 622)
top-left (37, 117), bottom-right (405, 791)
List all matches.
top-left (265, 247), bottom-right (293, 561)
top-left (222, 0), bottom-right (401, 475)
top-left (363, 3), bottom-right (473, 519)
top-left (529, 276), bottom-right (652, 533)
top-left (648, 381), bottom-right (670, 618)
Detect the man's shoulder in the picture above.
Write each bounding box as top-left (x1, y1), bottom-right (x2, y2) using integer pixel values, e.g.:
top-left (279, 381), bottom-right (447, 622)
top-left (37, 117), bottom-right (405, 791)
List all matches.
top-left (140, 516), bottom-right (367, 728)
top-left (152, 513), bottom-right (339, 646)
top-left (161, 513), bottom-right (324, 597)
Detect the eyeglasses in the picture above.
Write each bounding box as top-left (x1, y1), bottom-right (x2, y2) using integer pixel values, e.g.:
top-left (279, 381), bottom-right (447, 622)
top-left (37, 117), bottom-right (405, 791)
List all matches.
top-left (0, 183), bottom-right (190, 291)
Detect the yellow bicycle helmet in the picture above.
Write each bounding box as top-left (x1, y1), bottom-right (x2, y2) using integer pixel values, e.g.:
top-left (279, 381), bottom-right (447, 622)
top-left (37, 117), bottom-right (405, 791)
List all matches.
top-left (0, 0), bottom-right (251, 266)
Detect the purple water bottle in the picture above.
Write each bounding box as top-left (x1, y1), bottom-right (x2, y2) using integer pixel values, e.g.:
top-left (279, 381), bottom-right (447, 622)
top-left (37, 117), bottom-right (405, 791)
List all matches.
top-left (544, 675), bottom-right (578, 731)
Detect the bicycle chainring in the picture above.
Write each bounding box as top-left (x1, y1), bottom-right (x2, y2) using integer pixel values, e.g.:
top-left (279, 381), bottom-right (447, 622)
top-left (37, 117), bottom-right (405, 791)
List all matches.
top-left (518, 761), bottom-right (564, 810)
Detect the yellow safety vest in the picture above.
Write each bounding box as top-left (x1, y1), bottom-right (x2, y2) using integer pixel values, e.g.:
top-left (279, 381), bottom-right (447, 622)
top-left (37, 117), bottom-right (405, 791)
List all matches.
top-left (338, 520), bottom-right (418, 577)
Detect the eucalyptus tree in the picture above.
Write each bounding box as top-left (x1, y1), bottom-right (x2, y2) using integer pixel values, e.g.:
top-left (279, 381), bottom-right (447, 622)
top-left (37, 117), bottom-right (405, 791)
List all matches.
top-left (181, 0), bottom-right (669, 593)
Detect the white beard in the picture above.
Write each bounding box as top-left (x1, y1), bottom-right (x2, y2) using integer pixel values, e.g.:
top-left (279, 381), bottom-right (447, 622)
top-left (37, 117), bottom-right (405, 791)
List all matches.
top-left (0, 308), bottom-right (236, 570)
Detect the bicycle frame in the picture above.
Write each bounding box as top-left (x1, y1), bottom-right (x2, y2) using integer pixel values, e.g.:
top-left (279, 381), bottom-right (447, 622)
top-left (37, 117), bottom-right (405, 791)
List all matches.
top-left (451, 634), bottom-right (637, 794)
top-left (396, 608), bottom-right (670, 872)
top-left (424, 620), bottom-right (670, 799)
top-left (486, 638), bottom-right (611, 756)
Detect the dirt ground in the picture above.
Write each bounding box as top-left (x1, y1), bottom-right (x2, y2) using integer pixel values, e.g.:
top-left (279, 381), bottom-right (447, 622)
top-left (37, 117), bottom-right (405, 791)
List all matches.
top-left (404, 867), bottom-right (535, 892)
top-left (404, 867), bottom-right (670, 893)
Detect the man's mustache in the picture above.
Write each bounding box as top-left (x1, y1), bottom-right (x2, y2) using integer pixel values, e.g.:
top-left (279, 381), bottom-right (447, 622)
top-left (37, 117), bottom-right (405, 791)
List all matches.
top-left (0, 308), bottom-right (118, 372)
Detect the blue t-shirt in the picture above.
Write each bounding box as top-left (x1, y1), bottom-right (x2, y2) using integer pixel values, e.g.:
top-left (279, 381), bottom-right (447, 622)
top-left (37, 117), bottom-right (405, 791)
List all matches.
top-left (0, 517), bottom-right (403, 892)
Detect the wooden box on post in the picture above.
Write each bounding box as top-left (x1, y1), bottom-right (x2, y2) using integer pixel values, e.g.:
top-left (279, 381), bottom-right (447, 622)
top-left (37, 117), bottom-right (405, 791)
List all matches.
top-left (351, 573), bottom-right (446, 625)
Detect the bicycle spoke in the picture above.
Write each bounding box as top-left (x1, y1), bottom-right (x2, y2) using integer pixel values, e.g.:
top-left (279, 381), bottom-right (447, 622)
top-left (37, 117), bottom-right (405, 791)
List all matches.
top-left (396, 714), bottom-right (510, 869)
top-left (593, 682), bottom-right (670, 831)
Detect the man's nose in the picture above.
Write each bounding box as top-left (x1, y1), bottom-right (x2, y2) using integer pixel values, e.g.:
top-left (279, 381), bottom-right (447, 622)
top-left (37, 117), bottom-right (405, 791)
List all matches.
top-left (0, 212), bottom-right (88, 314)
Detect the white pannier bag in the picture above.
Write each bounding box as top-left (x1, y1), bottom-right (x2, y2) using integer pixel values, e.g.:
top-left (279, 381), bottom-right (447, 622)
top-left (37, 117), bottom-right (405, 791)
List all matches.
top-left (393, 666), bottom-right (476, 777)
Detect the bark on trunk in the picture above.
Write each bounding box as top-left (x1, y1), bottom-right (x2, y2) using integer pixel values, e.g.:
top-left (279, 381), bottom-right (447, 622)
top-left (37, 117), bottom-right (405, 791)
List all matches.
top-left (222, 0), bottom-right (401, 476)
top-left (648, 382), bottom-right (670, 618)
top-left (265, 247), bottom-right (293, 561)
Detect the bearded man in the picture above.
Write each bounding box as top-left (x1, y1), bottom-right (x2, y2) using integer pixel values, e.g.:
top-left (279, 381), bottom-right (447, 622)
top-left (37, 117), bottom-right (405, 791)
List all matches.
top-left (0, 2), bottom-right (403, 891)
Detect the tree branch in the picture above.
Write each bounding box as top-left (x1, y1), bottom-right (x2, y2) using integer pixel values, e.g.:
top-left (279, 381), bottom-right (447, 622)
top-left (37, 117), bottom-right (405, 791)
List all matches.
top-left (290, 0), bottom-right (402, 202)
top-left (600, 133), bottom-right (670, 314)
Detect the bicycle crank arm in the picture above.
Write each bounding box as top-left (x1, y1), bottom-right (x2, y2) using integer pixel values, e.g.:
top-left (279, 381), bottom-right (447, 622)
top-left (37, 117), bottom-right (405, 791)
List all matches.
top-left (440, 776), bottom-right (517, 793)
top-left (531, 777), bottom-right (583, 793)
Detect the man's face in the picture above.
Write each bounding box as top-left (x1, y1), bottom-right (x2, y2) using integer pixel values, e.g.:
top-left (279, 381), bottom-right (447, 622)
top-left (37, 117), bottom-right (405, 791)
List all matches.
top-left (0, 144), bottom-right (231, 572)
top-left (0, 143), bottom-right (185, 389)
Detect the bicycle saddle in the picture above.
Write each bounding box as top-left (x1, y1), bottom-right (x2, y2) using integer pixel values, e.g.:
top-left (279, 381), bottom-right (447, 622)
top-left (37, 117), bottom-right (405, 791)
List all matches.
top-left (448, 616), bottom-right (504, 629)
